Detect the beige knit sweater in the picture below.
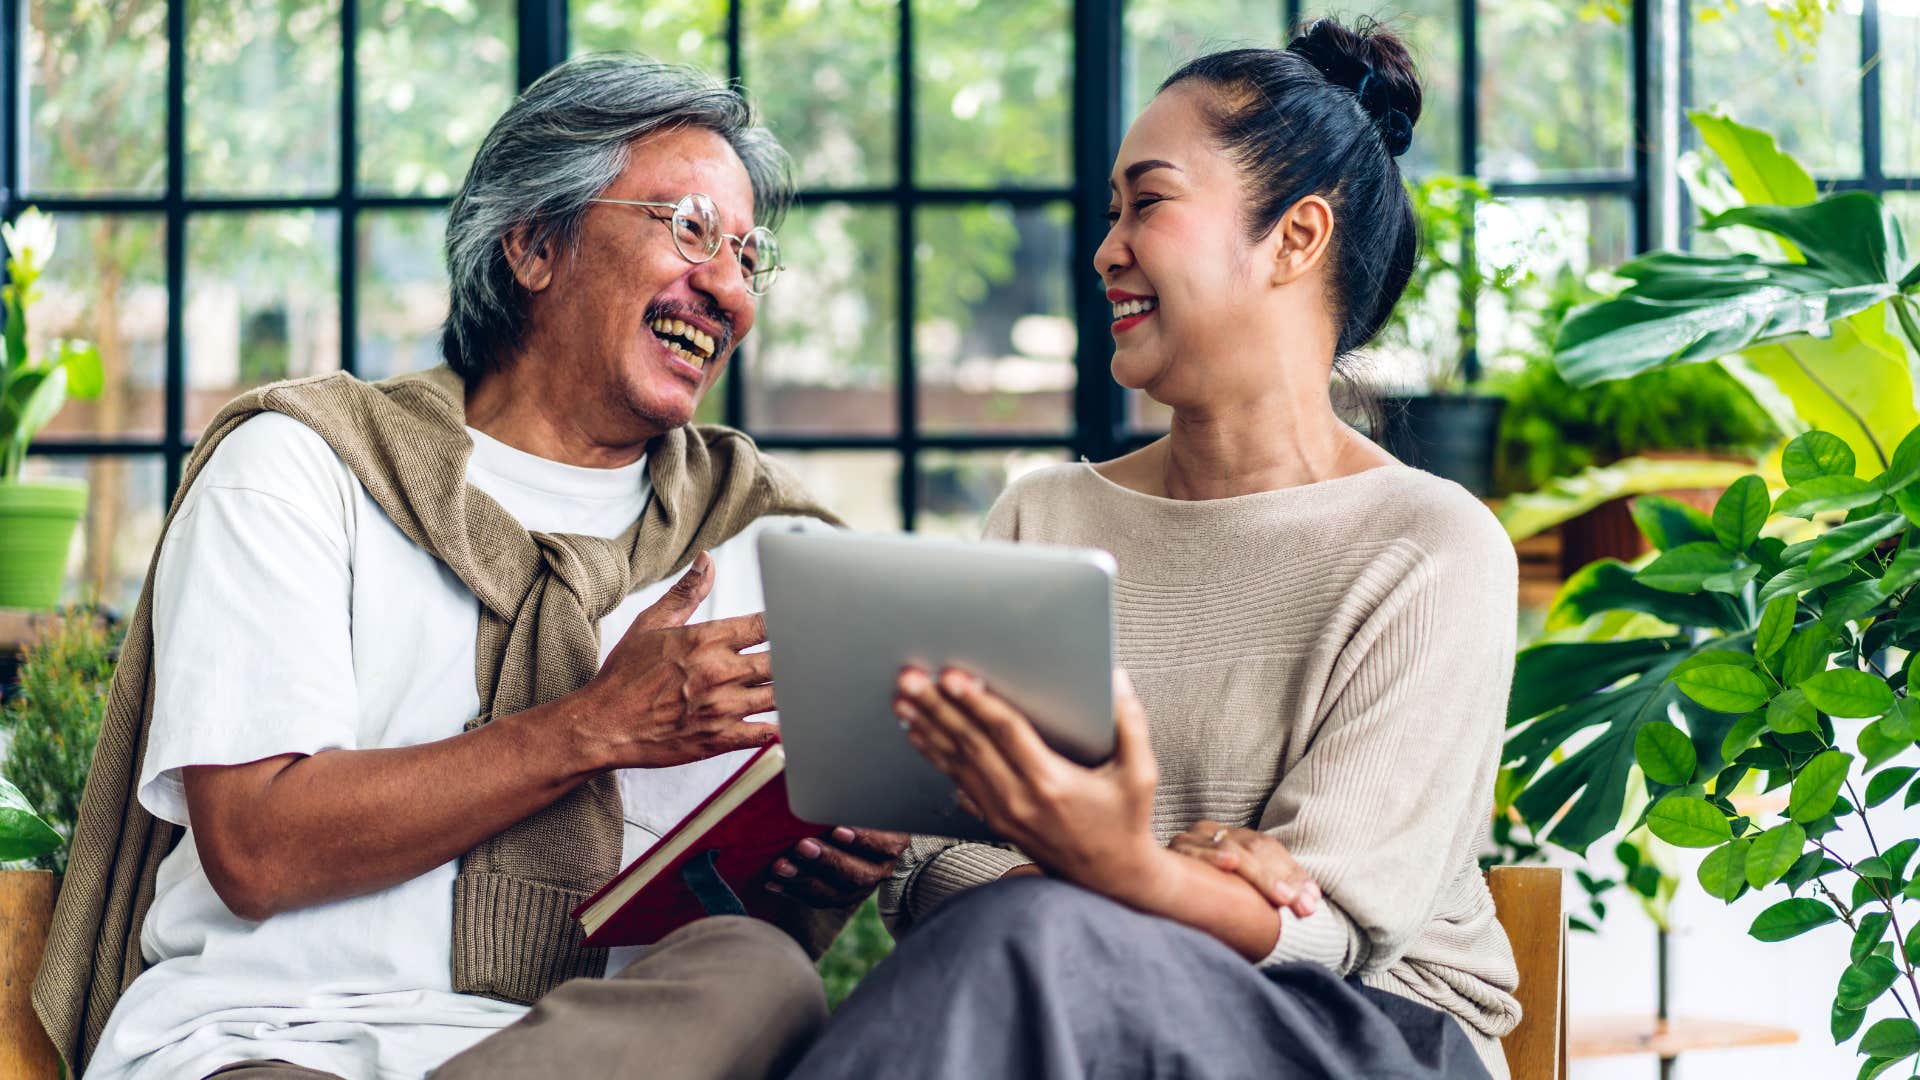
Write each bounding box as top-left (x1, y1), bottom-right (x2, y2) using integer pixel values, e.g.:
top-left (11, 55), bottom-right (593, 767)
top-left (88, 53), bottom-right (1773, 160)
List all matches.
top-left (879, 461), bottom-right (1523, 1078)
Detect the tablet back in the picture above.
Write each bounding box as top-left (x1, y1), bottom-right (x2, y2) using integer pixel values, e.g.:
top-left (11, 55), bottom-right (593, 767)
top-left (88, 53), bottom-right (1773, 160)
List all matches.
top-left (758, 529), bottom-right (1115, 841)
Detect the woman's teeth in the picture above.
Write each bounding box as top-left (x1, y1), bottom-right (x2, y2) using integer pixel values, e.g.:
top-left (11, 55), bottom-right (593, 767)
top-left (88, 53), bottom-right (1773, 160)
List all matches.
top-left (1111, 298), bottom-right (1157, 320)
top-left (648, 317), bottom-right (716, 369)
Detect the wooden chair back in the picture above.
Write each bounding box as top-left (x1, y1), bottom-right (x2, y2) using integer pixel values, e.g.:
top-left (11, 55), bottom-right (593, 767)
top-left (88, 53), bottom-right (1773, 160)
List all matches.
top-left (1487, 866), bottom-right (1567, 1080)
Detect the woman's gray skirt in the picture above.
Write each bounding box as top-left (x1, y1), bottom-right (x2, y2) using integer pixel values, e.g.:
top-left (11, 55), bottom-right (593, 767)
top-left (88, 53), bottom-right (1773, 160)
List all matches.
top-left (791, 875), bottom-right (1494, 1080)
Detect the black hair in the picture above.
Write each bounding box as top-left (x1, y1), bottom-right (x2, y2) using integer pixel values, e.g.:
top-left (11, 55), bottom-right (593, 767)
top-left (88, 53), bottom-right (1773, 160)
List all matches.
top-left (1160, 17), bottom-right (1423, 364)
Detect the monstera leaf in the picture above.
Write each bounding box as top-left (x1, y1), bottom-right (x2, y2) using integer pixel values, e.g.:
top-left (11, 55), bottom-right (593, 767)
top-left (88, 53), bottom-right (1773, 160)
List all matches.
top-left (1557, 194), bottom-right (1912, 388)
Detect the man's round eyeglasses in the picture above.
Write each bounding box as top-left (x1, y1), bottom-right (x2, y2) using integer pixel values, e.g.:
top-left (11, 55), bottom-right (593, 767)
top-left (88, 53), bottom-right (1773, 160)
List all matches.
top-left (588, 192), bottom-right (782, 296)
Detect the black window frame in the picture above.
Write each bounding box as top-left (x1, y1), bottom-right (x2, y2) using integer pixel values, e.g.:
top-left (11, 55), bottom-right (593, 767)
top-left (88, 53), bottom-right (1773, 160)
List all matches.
top-left (0, 0), bottom-right (1659, 551)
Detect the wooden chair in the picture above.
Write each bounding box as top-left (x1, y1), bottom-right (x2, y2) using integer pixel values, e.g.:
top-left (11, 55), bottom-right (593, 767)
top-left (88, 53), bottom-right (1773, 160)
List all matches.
top-left (1488, 866), bottom-right (1568, 1080)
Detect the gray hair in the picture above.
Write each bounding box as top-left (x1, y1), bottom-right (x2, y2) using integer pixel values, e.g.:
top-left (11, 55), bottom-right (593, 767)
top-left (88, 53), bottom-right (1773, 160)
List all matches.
top-left (440, 54), bottom-right (793, 380)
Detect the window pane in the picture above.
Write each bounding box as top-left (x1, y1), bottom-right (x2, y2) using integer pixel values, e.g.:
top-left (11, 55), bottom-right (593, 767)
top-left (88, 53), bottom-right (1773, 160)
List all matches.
top-left (187, 0), bottom-right (342, 195)
top-left (766, 451), bottom-right (904, 532)
top-left (24, 0), bottom-right (167, 195)
top-left (1885, 4), bottom-right (1920, 176)
top-left (1479, 1), bottom-right (1632, 180)
top-left (746, 0), bottom-right (898, 187)
top-left (915, 449), bottom-right (1070, 538)
top-left (186, 212), bottom-right (342, 436)
top-left (1122, 0), bottom-right (1285, 120)
top-left (1887, 192), bottom-right (1920, 250)
top-left (19, 455), bottom-right (166, 618)
top-left (1688, 0), bottom-right (1861, 175)
top-left (358, 0), bottom-right (515, 195)
top-left (916, 203), bottom-right (1075, 434)
top-left (357, 210), bottom-right (449, 381)
top-left (1476, 195), bottom-right (1633, 375)
top-left (914, 0), bottom-right (1071, 187)
top-left (571, 0), bottom-right (729, 70)
top-left (29, 215), bottom-right (168, 440)
top-left (748, 203), bottom-right (898, 435)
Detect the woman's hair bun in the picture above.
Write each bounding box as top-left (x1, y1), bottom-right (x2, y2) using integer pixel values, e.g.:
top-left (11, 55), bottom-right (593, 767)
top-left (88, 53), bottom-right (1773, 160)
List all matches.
top-left (1286, 17), bottom-right (1421, 157)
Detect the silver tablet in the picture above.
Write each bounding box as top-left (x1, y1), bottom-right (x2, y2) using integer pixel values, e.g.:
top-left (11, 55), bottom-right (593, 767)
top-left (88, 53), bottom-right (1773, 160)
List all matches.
top-left (758, 529), bottom-right (1116, 841)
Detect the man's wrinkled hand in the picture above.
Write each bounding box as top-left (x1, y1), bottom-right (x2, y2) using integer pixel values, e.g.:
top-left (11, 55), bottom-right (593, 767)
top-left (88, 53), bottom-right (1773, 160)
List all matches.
top-left (765, 826), bottom-right (909, 908)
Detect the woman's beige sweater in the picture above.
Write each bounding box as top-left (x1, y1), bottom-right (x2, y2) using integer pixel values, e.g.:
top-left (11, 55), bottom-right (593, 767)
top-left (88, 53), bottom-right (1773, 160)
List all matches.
top-left (878, 461), bottom-right (1523, 1078)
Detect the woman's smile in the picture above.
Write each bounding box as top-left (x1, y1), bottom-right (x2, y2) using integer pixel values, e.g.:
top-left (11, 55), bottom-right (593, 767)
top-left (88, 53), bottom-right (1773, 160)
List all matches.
top-left (1109, 289), bottom-right (1159, 335)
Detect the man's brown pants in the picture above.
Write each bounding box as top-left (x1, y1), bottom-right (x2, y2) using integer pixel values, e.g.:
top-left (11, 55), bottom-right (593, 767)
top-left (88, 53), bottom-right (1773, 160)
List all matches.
top-left (204, 917), bottom-right (829, 1080)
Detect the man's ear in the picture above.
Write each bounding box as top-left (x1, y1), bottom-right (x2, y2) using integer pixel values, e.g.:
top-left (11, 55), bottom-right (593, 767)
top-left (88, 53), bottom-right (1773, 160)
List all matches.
top-left (1269, 195), bottom-right (1335, 287)
top-left (502, 225), bottom-right (554, 292)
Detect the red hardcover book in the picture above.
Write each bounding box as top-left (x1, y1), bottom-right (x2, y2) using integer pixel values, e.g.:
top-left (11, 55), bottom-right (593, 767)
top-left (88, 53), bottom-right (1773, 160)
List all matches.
top-left (572, 743), bottom-right (823, 947)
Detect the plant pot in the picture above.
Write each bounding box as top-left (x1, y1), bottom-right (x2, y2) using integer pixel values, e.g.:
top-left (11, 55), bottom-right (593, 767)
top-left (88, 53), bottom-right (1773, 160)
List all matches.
top-left (0, 869), bottom-right (60, 1078)
top-left (1379, 394), bottom-right (1507, 497)
top-left (0, 480), bottom-right (87, 611)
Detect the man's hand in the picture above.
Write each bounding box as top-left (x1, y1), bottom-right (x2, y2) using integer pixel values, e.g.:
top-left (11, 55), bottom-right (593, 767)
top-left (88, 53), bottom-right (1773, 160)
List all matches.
top-left (576, 553), bottom-right (781, 769)
top-left (765, 826), bottom-right (909, 908)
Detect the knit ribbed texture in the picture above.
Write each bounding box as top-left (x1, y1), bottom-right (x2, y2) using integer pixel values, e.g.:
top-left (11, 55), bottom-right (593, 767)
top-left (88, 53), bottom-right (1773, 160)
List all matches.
top-left (879, 461), bottom-right (1523, 1079)
top-left (35, 365), bottom-right (842, 1075)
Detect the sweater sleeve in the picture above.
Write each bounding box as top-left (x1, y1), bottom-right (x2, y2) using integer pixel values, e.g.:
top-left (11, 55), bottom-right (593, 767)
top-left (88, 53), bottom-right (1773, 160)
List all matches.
top-left (1254, 523), bottom-right (1516, 976)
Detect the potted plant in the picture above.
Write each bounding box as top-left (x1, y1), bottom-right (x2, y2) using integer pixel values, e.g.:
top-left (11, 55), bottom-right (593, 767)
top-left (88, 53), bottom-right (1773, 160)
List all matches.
top-left (1372, 175), bottom-right (1527, 497)
top-left (1509, 425), bottom-right (1920, 1074)
top-left (1, 208), bottom-right (105, 610)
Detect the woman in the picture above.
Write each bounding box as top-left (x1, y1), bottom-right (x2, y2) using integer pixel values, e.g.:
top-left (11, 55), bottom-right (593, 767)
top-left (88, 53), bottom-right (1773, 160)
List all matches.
top-left (785, 17), bottom-right (1522, 1080)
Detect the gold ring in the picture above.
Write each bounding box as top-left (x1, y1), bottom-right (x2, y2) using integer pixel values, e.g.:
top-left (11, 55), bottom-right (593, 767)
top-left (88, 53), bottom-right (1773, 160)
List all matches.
top-left (1210, 828), bottom-right (1229, 844)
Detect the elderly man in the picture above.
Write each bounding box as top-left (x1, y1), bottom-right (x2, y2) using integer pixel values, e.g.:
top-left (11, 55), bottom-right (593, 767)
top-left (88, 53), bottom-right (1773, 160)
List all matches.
top-left (35, 56), bottom-right (904, 1080)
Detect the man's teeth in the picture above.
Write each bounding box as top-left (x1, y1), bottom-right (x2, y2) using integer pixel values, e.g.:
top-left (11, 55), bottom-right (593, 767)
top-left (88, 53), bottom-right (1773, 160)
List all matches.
top-left (648, 317), bottom-right (715, 368)
top-left (1111, 298), bottom-right (1157, 319)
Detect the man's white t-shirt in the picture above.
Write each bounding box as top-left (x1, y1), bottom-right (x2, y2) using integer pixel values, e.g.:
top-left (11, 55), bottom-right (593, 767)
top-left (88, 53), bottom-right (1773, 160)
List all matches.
top-left (86, 412), bottom-right (825, 1080)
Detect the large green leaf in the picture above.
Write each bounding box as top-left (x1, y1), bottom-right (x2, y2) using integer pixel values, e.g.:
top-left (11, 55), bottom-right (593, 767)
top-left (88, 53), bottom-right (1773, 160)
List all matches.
top-left (1708, 195), bottom-right (1910, 287)
top-left (0, 776), bottom-right (62, 863)
top-left (1508, 647), bottom-right (1706, 853)
top-left (1809, 513), bottom-right (1909, 572)
top-left (1802, 669), bottom-right (1895, 718)
top-left (1509, 636), bottom-right (1688, 725)
top-left (1712, 474), bottom-right (1770, 551)
top-left (1672, 663), bottom-right (1772, 713)
top-left (1637, 542), bottom-right (1742, 593)
top-left (1690, 110), bottom-right (1817, 211)
top-left (1495, 456), bottom-right (1757, 542)
top-left (1556, 249), bottom-right (1900, 387)
top-left (1745, 822), bottom-right (1807, 888)
top-left (1546, 560), bottom-right (1744, 635)
top-left (1839, 954), bottom-right (1903, 1010)
top-left (1735, 307), bottom-right (1920, 477)
top-left (1859, 1018), bottom-right (1920, 1065)
top-left (1634, 722), bottom-right (1698, 786)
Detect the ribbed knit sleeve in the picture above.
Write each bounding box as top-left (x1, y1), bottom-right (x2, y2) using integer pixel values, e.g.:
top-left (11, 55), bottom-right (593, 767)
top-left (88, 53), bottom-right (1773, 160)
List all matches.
top-left (1255, 518), bottom-right (1517, 977)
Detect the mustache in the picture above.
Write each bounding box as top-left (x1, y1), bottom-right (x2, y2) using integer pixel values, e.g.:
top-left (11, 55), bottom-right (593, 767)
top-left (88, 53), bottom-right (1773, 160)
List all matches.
top-left (644, 299), bottom-right (736, 356)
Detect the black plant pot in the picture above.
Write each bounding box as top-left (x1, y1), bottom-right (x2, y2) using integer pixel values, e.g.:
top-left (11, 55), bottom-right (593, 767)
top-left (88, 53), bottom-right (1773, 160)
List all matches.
top-left (1378, 393), bottom-right (1506, 497)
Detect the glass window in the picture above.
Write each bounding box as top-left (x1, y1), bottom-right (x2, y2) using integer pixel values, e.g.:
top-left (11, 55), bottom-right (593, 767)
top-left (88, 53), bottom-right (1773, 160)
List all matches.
top-left (915, 449), bottom-right (1070, 539)
top-left (1476, 194), bottom-right (1634, 373)
top-left (23, 0), bottom-right (167, 195)
top-left (357, 0), bottom-right (516, 196)
top-left (914, 0), bottom-right (1072, 186)
top-left (747, 203), bottom-right (899, 436)
top-left (916, 203), bottom-right (1076, 434)
top-left (19, 455), bottom-right (167, 617)
top-left (1122, 0), bottom-right (1285, 120)
top-left (1688, 0), bottom-right (1861, 176)
top-left (571, 0), bottom-right (729, 69)
top-left (185, 212), bottom-right (342, 436)
top-left (745, 0), bottom-right (899, 187)
top-left (767, 451), bottom-right (905, 532)
top-left (1479, 1), bottom-right (1633, 180)
top-left (357, 210), bottom-right (450, 381)
top-left (1884, 3), bottom-right (1920, 177)
top-left (186, 0), bottom-right (343, 195)
top-left (28, 215), bottom-right (168, 440)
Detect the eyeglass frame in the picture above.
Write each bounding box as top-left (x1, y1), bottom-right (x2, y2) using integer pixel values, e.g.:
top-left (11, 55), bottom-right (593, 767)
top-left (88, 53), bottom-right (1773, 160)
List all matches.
top-left (586, 193), bottom-right (784, 296)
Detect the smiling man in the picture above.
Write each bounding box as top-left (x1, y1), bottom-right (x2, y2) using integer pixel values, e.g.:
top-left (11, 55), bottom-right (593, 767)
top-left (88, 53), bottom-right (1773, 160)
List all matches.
top-left (36, 56), bottom-right (905, 1080)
